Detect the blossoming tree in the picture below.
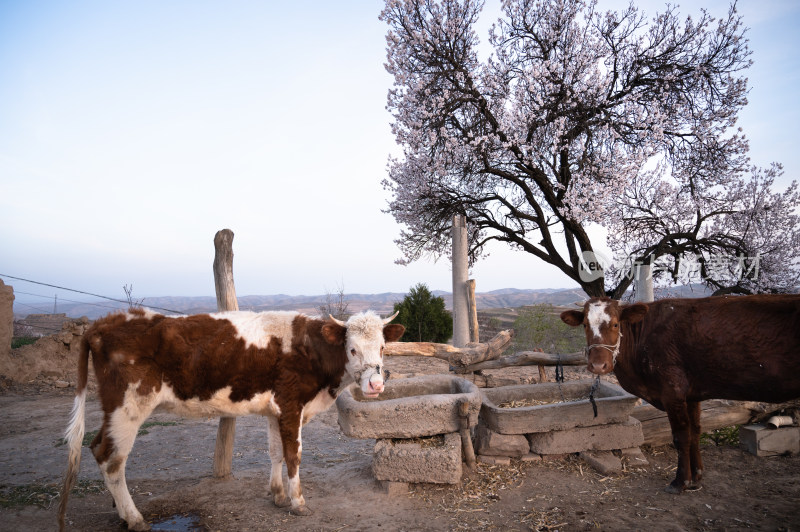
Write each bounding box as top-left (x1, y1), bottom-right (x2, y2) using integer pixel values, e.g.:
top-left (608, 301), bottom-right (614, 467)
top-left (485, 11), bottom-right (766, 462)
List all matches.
top-left (380, 0), bottom-right (800, 298)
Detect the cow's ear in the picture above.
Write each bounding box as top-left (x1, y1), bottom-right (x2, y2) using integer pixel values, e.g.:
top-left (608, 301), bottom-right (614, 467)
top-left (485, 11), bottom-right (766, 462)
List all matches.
top-left (560, 310), bottom-right (584, 327)
top-left (620, 303), bottom-right (648, 323)
top-left (383, 324), bottom-right (405, 342)
top-left (321, 323), bottom-right (346, 345)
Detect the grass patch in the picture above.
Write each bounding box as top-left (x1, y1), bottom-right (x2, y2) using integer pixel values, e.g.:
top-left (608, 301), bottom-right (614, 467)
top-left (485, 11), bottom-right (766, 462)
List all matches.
top-left (11, 337), bottom-right (37, 349)
top-left (137, 420), bottom-right (179, 436)
top-left (0, 479), bottom-right (105, 509)
top-left (56, 421), bottom-right (180, 447)
top-left (701, 425), bottom-right (740, 446)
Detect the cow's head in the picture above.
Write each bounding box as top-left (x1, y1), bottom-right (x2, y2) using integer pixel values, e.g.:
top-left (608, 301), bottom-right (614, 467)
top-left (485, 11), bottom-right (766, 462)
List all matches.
top-left (560, 297), bottom-right (648, 375)
top-left (323, 311), bottom-right (405, 398)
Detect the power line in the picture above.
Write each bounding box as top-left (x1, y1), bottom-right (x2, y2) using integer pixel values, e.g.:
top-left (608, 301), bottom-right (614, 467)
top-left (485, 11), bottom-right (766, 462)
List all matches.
top-left (0, 273), bottom-right (183, 314)
top-left (13, 290), bottom-right (125, 311)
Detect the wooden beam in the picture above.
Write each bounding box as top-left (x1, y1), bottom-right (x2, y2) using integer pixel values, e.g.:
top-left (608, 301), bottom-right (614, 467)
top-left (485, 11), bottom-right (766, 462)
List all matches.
top-left (451, 350), bottom-right (585, 374)
top-left (634, 399), bottom-right (800, 446)
top-left (384, 329), bottom-right (515, 366)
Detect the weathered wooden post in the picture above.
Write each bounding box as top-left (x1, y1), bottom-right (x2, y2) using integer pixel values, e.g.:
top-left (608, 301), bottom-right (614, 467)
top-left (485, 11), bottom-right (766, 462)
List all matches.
top-left (212, 229), bottom-right (239, 479)
top-left (451, 215), bottom-right (470, 348)
top-left (466, 279), bottom-right (479, 343)
top-left (635, 262), bottom-right (654, 303)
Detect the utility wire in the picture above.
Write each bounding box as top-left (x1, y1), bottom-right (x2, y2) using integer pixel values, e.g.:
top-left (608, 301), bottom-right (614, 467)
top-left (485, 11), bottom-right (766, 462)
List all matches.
top-left (13, 290), bottom-right (125, 312)
top-left (0, 273), bottom-right (183, 314)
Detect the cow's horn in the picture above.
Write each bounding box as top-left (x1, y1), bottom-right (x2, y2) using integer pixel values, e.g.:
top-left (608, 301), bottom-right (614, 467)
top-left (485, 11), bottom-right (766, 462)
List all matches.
top-left (383, 310), bottom-right (400, 324)
top-left (329, 315), bottom-right (346, 327)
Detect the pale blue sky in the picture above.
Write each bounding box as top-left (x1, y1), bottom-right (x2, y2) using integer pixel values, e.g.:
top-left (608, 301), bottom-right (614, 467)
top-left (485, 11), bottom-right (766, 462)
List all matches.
top-left (1, 0), bottom-right (798, 304)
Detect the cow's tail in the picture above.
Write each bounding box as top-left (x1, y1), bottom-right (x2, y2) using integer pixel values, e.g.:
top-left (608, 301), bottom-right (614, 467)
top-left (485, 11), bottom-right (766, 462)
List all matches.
top-left (57, 334), bottom-right (90, 532)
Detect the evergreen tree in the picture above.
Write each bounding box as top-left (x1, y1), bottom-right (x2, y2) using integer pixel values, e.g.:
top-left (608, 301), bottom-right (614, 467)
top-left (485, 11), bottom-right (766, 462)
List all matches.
top-left (393, 283), bottom-right (452, 343)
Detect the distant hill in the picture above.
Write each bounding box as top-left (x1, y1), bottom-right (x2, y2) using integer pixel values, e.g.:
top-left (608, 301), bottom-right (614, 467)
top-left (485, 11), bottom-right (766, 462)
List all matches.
top-left (12, 284), bottom-right (716, 321)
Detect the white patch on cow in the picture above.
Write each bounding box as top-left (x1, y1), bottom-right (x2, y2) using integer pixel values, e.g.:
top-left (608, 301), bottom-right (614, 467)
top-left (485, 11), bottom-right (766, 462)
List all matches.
top-left (109, 382), bottom-right (158, 457)
top-left (342, 311), bottom-right (387, 396)
top-left (124, 308), bottom-right (162, 321)
top-left (212, 310), bottom-right (298, 353)
top-left (587, 301), bottom-right (611, 339)
top-left (302, 389), bottom-right (336, 425)
top-left (288, 474), bottom-right (305, 508)
top-left (158, 384), bottom-right (281, 418)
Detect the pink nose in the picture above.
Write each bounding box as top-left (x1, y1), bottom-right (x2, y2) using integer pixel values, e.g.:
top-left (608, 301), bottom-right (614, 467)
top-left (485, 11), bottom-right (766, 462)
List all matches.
top-left (588, 361), bottom-right (610, 374)
top-left (368, 380), bottom-right (384, 394)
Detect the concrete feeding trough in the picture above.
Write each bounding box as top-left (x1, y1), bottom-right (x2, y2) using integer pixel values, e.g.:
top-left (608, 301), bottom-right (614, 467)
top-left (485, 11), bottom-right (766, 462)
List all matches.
top-left (480, 379), bottom-right (640, 434)
top-left (336, 374), bottom-right (481, 439)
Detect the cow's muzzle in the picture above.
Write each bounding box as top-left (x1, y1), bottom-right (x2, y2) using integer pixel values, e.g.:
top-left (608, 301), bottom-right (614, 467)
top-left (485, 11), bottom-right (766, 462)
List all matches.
top-left (362, 367), bottom-right (385, 399)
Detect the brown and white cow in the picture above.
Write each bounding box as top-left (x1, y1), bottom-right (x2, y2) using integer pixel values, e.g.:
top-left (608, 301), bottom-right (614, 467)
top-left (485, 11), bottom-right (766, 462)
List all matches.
top-left (57, 308), bottom-right (405, 531)
top-left (561, 295), bottom-right (800, 493)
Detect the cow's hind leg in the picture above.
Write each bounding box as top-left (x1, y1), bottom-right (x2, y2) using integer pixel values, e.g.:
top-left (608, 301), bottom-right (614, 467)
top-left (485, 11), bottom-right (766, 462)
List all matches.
top-left (665, 399), bottom-right (693, 494)
top-left (266, 415), bottom-right (290, 508)
top-left (91, 405), bottom-right (154, 530)
top-left (278, 411), bottom-right (312, 516)
top-left (687, 400), bottom-right (704, 489)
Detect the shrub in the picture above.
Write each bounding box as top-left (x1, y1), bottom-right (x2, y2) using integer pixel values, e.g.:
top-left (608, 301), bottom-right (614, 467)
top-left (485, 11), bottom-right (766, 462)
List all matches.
top-left (393, 283), bottom-right (453, 343)
top-left (512, 304), bottom-right (585, 353)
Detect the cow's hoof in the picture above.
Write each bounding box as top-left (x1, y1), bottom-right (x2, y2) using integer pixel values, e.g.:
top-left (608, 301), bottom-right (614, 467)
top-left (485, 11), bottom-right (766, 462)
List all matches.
top-left (273, 494), bottom-right (291, 508)
top-left (291, 505), bottom-right (313, 516)
top-left (127, 519), bottom-right (151, 531)
top-left (664, 483), bottom-right (684, 494)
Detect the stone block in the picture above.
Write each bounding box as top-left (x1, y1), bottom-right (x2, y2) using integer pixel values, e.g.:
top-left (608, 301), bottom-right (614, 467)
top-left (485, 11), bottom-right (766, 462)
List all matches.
top-left (477, 455), bottom-right (511, 465)
top-left (373, 432), bottom-right (462, 484)
top-left (473, 422), bottom-right (530, 457)
top-left (740, 424), bottom-right (800, 457)
top-left (620, 447), bottom-right (649, 466)
top-left (377, 481), bottom-right (410, 496)
top-left (579, 450), bottom-right (622, 475)
top-left (337, 375), bottom-right (481, 439)
top-left (480, 379), bottom-right (640, 434)
top-left (527, 417), bottom-right (644, 455)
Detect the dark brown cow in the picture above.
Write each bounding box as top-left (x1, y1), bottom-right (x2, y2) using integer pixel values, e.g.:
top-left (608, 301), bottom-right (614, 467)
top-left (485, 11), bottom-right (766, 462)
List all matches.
top-left (57, 308), bottom-right (404, 531)
top-left (561, 295), bottom-right (800, 493)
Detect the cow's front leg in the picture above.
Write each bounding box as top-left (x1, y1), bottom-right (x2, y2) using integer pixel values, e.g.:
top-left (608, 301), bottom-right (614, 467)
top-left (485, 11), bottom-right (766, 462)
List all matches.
top-left (266, 415), bottom-right (290, 508)
top-left (687, 400), bottom-right (704, 489)
top-left (665, 399), bottom-right (692, 494)
top-left (278, 411), bottom-right (312, 516)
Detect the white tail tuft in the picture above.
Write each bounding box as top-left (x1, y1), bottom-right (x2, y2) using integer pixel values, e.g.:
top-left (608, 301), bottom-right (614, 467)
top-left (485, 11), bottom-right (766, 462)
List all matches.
top-left (65, 390), bottom-right (86, 450)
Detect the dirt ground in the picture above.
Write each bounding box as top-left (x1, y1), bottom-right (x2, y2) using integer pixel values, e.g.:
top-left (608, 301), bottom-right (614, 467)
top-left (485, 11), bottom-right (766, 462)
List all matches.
top-left (1, 354), bottom-right (799, 532)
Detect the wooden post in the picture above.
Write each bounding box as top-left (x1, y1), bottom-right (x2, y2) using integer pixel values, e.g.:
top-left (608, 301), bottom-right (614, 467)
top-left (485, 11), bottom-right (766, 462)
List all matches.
top-left (452, 215), bottom-right (470, 348)
top-left (635, 263), bottom-right (654, 303)
top-left (466, 279), bottom-right (479, 343)
top-left (212, 229), bottom-right (239, 479)
top-left (458, 399), bottom-right (476, 469)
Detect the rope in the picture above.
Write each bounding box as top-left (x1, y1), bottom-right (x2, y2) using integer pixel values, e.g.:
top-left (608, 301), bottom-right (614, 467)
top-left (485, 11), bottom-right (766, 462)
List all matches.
top-left (588, 375), bottom-right (601, 418)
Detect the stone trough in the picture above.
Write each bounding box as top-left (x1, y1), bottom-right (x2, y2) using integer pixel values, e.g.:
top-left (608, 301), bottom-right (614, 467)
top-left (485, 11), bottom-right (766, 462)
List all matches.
top-left (476, 379), bottom-right (645, 469)
top-left (337, 374), bottom-right (481, 439)
top-left (480, 379), bottom-right (640, 434)
top-left (336, 374), bottom-right (482, 485)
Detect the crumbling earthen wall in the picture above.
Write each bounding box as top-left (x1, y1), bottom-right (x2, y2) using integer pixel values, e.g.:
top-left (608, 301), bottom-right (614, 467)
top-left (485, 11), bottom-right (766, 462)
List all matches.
top-left (0, 280), bottom-right (13, 360)
top-left (0, 317), bottom-right (90, 385)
